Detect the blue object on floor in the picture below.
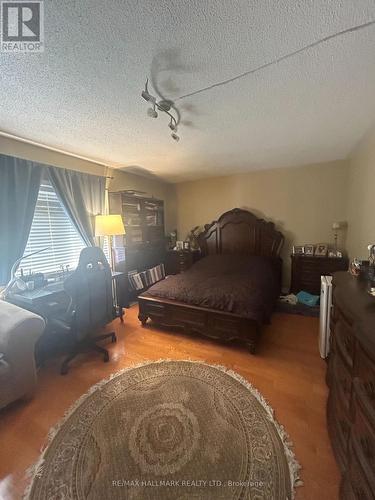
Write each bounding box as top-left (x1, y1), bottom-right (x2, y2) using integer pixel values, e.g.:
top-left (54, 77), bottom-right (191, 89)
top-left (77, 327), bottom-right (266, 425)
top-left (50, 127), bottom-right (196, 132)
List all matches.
top-left (296, 290), bottom-right (320, 307)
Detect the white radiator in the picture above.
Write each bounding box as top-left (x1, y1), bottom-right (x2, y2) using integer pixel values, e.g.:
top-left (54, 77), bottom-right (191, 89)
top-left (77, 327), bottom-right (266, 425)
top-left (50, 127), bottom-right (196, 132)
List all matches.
top-left (319, 275), bottom-right (333, 359)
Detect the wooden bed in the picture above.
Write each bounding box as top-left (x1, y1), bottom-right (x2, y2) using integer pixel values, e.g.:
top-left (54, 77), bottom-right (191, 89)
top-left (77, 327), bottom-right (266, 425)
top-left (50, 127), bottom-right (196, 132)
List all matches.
top-left (138, 208), bottom-right (284, 353)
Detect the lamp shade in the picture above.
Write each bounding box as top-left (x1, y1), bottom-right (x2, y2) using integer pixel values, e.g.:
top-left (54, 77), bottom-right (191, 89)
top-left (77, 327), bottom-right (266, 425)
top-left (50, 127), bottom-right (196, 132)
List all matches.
top-left (95, 215), bottom-right (125, 236)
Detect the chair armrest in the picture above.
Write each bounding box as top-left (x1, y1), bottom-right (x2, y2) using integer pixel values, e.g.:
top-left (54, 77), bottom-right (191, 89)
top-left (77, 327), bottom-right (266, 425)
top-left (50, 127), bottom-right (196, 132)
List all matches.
top-left (0, 301), bottom-right (45, 354)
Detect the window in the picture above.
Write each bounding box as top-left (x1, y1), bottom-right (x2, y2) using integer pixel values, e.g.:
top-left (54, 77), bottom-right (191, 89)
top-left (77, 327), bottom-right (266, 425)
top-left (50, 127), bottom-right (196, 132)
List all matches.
top-left (21, 178), bottom-right (86, 275)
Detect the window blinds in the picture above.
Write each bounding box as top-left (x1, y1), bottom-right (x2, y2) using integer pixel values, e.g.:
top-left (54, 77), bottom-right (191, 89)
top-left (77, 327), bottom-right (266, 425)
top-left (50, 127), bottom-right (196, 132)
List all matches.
top-left (21, 179), bottom-right (86, 275)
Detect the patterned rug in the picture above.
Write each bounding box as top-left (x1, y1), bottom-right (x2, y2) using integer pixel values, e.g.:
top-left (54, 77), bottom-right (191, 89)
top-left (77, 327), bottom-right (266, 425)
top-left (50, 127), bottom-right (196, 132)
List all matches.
top-left (25, 360), bottom-right (301, 499)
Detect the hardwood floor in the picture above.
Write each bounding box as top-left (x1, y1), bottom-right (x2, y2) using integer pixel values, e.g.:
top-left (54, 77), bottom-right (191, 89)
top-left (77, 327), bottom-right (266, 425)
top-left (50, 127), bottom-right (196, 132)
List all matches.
top-left (0, 305), bottom-right (339, 500)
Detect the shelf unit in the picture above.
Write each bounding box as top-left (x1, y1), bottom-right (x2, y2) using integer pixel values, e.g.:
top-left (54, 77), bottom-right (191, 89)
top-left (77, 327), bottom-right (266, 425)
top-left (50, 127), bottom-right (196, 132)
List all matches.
top-left (108, 192), bottom-right (166, 304)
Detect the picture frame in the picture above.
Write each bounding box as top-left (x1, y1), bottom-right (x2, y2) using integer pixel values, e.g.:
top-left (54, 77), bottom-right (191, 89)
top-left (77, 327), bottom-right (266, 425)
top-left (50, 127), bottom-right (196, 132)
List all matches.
top-left (183, 241), bottom-right (190, 250)
top-left (315, 244), bottom-right (328, 257)
top-left (292, 245), bottom-right (304, 255)
top-left (175, 240), bottom-right (184, 251)
top-left (304, 245), bottom-right (315, 256)
top-left (329, 250), bottom-right (343, 258)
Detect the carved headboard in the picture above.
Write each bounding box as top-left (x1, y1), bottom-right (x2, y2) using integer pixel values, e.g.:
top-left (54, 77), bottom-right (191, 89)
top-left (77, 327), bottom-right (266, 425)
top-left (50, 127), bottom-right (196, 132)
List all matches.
top-left (197, 208), bottom-right (284, 258)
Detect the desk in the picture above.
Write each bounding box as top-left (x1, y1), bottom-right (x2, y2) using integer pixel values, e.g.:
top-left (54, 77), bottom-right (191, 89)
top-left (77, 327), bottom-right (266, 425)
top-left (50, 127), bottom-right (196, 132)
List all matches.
top-left (7, 271), bottom-right (126, 320)
top-left (6, 272), bottom-right (126, 365)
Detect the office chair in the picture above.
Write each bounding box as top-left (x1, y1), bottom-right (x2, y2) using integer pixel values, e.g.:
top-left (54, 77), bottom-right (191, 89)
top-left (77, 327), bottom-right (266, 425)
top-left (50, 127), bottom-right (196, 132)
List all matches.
top-left (50, 247), bottom-right (117, 375)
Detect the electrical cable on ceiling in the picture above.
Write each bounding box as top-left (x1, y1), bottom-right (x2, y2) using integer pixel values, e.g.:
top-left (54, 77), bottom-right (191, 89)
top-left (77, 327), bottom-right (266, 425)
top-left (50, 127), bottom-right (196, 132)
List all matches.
top-left (174, 19), bottom-right (375, 101)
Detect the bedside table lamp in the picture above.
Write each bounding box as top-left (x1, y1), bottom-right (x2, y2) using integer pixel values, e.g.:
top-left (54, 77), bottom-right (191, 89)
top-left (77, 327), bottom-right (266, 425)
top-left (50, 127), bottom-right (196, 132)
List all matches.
top-left (332, 222), bottom-right (342, 253)
top-left (95, 215), bottom-right (125, 269)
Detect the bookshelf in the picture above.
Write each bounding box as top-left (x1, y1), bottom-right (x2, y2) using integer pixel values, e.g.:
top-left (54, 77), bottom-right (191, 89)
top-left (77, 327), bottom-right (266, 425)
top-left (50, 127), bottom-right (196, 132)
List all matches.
top-left (108, 192), bottom-right (166, 304)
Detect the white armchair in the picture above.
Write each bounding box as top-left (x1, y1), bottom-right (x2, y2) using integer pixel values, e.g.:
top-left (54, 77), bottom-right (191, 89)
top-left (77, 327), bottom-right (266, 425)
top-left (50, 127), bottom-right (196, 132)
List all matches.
top-left (0, 300), bottom-right (45, 409)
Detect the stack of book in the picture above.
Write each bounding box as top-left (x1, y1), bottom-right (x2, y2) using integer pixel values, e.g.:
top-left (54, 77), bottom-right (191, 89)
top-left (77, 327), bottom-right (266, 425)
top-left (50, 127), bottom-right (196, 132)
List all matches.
top-left (128, 263), bottom-right (165, 291)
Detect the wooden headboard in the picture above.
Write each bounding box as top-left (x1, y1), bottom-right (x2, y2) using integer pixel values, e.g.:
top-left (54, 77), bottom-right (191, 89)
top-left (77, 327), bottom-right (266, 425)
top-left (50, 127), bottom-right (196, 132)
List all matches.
top-left (197, 208), bottom-right (284, 258)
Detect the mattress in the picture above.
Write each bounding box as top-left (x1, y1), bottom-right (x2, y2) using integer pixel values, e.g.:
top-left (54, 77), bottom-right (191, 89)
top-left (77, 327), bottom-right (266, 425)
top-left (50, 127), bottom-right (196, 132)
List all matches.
top-left (143, 254), bottom-right (281, 323)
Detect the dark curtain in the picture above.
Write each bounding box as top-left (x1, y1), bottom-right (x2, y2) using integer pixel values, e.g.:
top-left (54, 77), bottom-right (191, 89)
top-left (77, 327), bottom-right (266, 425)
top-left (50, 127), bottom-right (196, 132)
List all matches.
top-left (47, 167), bottom-right (105, 246)
top-left (0, 154), bottom-right (44, 285)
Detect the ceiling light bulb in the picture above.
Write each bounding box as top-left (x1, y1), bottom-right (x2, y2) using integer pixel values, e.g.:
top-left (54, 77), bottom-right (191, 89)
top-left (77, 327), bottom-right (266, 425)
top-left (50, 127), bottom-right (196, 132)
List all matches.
top-left (147, 107), bottom-right (158, 118)
top-left (171, 133), bottom-right (180, 142)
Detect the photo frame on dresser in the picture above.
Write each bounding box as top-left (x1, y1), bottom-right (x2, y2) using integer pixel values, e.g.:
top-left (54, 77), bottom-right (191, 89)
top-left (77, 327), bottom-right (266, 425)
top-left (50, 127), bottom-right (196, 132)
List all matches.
top-left (304, 245), bottom-right (315, 256)
top-left (292, 245), bottom-right (304, 255)
top-left (315, 244), bottom-right (328, 257)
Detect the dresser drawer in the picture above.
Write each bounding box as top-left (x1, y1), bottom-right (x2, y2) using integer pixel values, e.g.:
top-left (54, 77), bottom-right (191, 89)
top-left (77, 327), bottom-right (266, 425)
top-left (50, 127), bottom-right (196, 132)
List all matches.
top-left (347, 438), bottom-right (374, 500)
top-left (354, 346), bottom-right (375, 417)
top-left (334, 310), bottom-right (355, 370)
top-left (340, 475), bottom-right (356, 500)
top-left (165, 251), bottom-right (194, 275)
top-left (332, 353), bottom-right (353, 411)
top-left (327, 382), bottom-right (351, 471)
top-left (328, 272), bottom-right (375, 498)
top-left (290, 256), bottom-right (349, 294)
top-left (351, 391), bottom-right (375, 492)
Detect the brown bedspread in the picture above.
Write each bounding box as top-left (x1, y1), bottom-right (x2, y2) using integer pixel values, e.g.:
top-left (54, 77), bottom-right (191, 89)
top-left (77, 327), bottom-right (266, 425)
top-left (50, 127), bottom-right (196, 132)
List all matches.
top-left (144, 255), bottom-right (281, 323)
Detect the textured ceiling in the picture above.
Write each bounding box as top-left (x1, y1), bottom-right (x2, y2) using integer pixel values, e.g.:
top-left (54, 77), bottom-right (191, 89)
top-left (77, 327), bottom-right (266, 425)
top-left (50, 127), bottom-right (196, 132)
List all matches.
top-left (1, 0), bottom-right (375, 182)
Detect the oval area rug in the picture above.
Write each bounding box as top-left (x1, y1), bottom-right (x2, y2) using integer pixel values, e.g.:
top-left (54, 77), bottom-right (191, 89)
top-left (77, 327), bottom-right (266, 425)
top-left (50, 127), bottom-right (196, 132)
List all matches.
top-left (26, 360), bottom-right (301, 499)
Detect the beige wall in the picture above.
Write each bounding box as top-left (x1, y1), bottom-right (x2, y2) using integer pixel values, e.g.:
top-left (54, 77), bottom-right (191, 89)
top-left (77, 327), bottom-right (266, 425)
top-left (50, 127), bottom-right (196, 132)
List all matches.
top-left (347, 125), bottom-right (375, 259)
top-left (176, 160), bottom-right (349, 289)
top-left (0, 135), bottom-right (108, 176)
top-left (0, 135), bottom-right (177, 233)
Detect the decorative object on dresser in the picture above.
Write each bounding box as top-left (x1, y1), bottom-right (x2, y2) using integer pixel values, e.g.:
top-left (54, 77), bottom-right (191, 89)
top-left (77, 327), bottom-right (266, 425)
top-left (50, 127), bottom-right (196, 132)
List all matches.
top-left (304, 244), bottom-right (315, 256)
top-left (167, 230), bottom-right (177, 250)
top-left (331, 221), bottom-right (346, 256)
top-left (165, 249), bottom-right (200, 275)
top-left (327, 271), bottom-right (375, 499)
top-left (108, 192), bottom-right (166, 305)
top-left (290, 254), bottom-right (349, 295)
top-left (367, 244), bottom-right (375, 296)
top-left (138, 208), bottom-right (284, 354)
top-left (315, 243), bottom-right (328, 257)
top-left (186, 225), bottom-right (204, 250)
top-left (292, 245), bottom-right (304, 255)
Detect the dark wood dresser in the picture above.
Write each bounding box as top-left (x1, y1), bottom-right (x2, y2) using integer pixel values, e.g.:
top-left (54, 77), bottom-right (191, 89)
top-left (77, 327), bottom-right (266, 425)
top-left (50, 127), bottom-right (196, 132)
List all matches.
top-left (290, 255), bottom-right (349, 294)
top-left (165, 250), bottom-right (200, 275)
top-left (327, 271), bottom-right (375, 499)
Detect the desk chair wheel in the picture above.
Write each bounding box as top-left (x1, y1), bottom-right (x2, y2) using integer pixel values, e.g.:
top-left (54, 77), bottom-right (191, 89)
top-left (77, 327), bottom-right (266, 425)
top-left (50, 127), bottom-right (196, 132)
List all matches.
top-left (61, 363), bottom-right (70, 376)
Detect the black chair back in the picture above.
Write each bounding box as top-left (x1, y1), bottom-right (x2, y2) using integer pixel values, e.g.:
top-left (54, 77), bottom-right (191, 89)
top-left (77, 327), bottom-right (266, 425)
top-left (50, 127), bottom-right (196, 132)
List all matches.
top-left (64, 247), bottom-right (114, 341)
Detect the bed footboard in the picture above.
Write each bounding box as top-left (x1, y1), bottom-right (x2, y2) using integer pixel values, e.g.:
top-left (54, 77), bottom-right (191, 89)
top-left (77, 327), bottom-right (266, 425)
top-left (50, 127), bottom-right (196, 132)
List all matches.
top-left (138, 294), bottom-right (261, 354)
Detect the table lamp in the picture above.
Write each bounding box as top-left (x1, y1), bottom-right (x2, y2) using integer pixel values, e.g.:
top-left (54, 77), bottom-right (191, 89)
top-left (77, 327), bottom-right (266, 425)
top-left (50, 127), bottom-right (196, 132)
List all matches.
top-left (95, 215), bottom-right (125, 269)
top-left (332, 222), bottom-right (341, 253)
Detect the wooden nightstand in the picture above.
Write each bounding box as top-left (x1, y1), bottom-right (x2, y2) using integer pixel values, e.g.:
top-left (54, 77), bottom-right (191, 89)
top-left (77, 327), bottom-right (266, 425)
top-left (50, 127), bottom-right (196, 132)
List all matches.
top-left (290, 255), bottom-right (349, 295)
top-left (165, 250), bottom-right (200, 275)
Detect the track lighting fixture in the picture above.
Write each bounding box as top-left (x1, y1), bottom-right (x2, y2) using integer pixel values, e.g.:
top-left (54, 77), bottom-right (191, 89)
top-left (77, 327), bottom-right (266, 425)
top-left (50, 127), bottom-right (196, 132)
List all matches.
top-left (147, 104), bottom-right (158, 118)
top-left (168, 119), bottom-right (177, 131)
top-left (141, 79), bottom-right (181, 141)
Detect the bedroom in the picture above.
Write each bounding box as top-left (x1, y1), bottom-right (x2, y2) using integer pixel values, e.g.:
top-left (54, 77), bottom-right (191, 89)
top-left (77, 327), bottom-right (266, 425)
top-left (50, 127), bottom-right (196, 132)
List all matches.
top-left (1, 1), bottom-right (375, 499)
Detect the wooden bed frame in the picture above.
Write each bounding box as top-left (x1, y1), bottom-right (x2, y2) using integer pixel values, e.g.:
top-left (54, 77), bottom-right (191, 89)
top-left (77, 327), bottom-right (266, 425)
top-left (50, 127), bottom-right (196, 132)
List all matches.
top-left (138, 208), bottom-right (284, 353)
